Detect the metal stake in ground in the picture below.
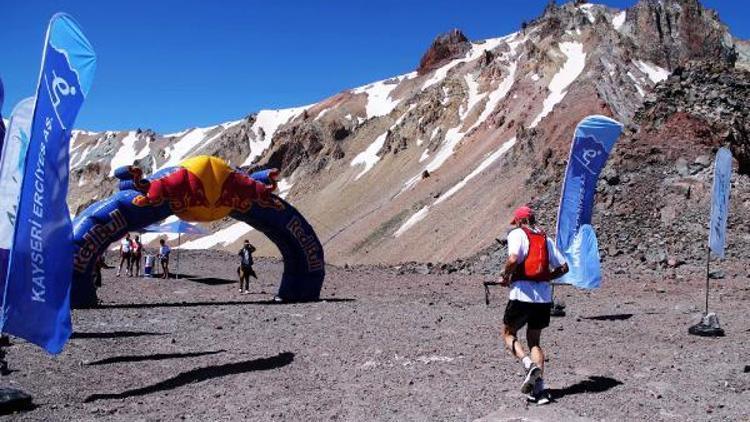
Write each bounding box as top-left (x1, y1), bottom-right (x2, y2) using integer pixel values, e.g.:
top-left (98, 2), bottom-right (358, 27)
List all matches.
top-left (0, 337), bottom-right (34, 414)
top-left (689, 147), bottom-right (732, 338)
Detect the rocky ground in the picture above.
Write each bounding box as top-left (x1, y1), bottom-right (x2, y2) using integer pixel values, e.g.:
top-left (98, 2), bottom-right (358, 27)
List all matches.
top-left (0, 250), bottom-right (748, 421)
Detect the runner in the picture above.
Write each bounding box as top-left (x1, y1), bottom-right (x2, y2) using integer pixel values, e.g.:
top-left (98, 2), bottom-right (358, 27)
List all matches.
top-left (116, 233), bottom-right (132, 277)
top-left (158, 238), bottom-right (171, 279)
top-left (237, 240), bottom-right (257, 294)
top-left (499, 205), bottom-right (568, 405)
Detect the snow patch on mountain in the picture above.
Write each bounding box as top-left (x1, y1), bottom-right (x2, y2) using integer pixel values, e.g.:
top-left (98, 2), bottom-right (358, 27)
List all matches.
top-left (634, 60), bottom-right (670, 83)
top-left (627, 71), bottom-right (646, 96)
top-left (353, 72), bottom-right (415, 119)
top-left (159, 126), bottom-right (216, 170)
top-left (241, 106), bottom-right (308, 167)
top-left (612, 11), bottom-right (627, 31)
top-left (109, 131), bottom-right (150, 175)
top-left (351, 132), bottom-right (388, 180)
top-left (468, 60), bottom-right (518, 134)
top-left (180, 222), bottom-right (252, 250)
top-left (578, 3), bottom-right (596, 23)
top-left (529, 41), bottom-right (586, 128)
top-left (434, 136), bottom-right (517, 206)
top-left (394, 206), bottom-right (430, 238)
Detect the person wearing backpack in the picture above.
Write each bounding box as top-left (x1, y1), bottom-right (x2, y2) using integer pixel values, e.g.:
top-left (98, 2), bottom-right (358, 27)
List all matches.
top-left (499, 205), bottom-right (568, 405)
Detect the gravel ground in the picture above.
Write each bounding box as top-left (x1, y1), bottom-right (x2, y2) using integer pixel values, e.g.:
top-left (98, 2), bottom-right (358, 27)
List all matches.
top-left (0, 250), bottom-right (748, 421)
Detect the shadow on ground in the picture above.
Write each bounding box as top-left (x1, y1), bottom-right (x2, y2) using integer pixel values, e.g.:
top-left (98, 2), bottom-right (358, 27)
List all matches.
top-left (185, 276), bottom-right (237, 286)
top-left (582, 313), bottom-right (634, 321)
top-left (93, 298), bottom-right (354, 310)
top-left (548, 376), bottom-right (623, 400)
top-left (70, 331), bottom-right (164, 339)
top-left (86, 350), bottom-right (226, 366)
top-left (84, 352), bottom-right (295, 402)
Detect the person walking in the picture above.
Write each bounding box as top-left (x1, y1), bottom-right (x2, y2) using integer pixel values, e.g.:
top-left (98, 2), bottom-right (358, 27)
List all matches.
top-left (117, 233), bottom-right (132, 277)
top-left (499, 205), bottom-right (568, 405)
top-left (158, 238), bottom-right (171, 279)
top-left (237, 240), bottom-right (257, 294)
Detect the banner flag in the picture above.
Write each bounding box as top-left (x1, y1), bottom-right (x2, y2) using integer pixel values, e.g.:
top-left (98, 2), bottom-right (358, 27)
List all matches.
top-left (1, 77), bottom-right (5, 146)
top-left (0, 97), bottom-right (36, 306)
top-left (555, 115), bottom-right (623, 289)
top-left (2, 13), bottom-right (96, 354)
top-left (708, 147), bottom-right (732, 259)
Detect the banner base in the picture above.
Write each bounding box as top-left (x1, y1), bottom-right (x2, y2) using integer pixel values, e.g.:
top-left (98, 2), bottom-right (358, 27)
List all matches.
top-left (550, 300), bottom-right (566, 317)
top-left (688, 313), bottom-right (725, 337)
top-left (0, 388), bottom-right (34, 415)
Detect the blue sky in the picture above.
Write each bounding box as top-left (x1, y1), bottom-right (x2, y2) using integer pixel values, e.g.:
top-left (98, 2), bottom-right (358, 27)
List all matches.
top-left (2, 0), bottom-right (748, 133)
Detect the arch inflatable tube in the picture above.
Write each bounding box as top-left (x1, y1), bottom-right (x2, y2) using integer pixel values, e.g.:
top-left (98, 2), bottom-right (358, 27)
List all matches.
top-left (71, 156), bottom-right (324, 308)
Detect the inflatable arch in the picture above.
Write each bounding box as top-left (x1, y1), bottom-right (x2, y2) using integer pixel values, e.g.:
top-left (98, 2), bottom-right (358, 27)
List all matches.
top-left (71, 156), bottom-right (325, 308)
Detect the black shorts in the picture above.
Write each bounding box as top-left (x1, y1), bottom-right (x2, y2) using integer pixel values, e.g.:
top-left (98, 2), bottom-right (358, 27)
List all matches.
top-left (503, 300), bottom-right (552, 330)
top-left (239, 265), bottom-right (256, 278)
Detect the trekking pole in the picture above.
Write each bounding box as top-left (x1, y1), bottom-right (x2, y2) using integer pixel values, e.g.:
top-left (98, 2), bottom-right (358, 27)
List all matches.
top-left (704, 246), bottom-right (710, 316)
top-left (483, 281), bottom-right (499, 306)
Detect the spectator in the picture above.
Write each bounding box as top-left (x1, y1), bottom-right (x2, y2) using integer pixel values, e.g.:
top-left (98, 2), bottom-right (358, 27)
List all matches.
top-left (158, 238), bottom-right (171, 279)
top-left (117, 233), bottom-right (132, 277)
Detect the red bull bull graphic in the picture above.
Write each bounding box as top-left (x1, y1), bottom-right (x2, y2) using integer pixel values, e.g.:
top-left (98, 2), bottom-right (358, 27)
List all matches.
top-left (71, 155), bottom-right (324, 307)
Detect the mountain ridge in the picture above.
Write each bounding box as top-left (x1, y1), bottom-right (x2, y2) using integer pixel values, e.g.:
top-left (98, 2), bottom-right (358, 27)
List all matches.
top-left (68, 0), bottom-right (749, 267)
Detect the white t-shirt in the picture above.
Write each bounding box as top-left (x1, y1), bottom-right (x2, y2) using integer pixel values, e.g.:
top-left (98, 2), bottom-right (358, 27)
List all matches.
top-left (121, 238), bottom-right (131, 253)
top-left (159, 245), bottom-right (171, 258)
top-left (506, 227), bottom-right (567, 303)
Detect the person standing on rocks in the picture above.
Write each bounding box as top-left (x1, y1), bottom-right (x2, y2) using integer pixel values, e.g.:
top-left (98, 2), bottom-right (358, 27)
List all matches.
top-left (237, 240), bottom-right (257, 294)
top-left (117, 233), bottom-right (133, 277)
top-left (499, 205), bottom-right (568, 404)
top-left (158, 238), bottom-right (171, 279)
top-left (130, 235), bottom-right (143, 277)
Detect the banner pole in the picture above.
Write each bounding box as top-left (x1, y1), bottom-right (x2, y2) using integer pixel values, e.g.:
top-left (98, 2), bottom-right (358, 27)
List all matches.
top-left (177, 234), bottom-right (181, 280)
top-left (704, 247), bottom-right (710, 316)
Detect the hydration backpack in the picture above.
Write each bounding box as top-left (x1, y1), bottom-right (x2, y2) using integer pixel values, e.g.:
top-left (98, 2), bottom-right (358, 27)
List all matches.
top-left (515, 227), bottom-right (551, 282)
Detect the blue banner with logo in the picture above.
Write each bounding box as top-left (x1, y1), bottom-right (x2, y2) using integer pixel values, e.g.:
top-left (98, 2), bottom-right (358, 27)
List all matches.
top-left (708, 147), bottom-right (732, 259)
top-left (0, 97), bottom-right (36, 309)
top-left (2, 14), bottom-right (96, 354)
top-left (555, 115), bottom-right (622, 289)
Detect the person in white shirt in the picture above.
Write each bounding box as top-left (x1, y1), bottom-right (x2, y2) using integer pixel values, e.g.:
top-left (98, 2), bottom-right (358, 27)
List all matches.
top-left (158, 238), bottom-right (171, 279)
top-left (499, 205), bottom-right (568, 405)
top-left (116, 233), bottom-right (132, 277)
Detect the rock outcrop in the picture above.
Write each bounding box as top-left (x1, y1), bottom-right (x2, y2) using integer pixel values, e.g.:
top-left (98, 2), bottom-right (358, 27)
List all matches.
top-left (417, 29), bottom-right (471, 75)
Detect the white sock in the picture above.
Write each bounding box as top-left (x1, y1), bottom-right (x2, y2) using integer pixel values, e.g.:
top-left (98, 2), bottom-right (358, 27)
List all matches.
top-left (522, 356), bottom-right (533, 370)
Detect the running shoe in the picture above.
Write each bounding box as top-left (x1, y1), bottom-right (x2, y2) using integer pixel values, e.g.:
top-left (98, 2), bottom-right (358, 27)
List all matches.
top-left (521, 364), bottom-right (542, 394)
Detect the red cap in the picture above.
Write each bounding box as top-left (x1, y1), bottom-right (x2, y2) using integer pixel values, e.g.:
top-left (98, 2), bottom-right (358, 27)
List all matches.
top-left (511, 206), bottom-right (533, 224)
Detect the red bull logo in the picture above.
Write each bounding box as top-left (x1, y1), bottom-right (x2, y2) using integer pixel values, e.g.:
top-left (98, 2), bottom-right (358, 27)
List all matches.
top-left (131, 156), bottom-right (280, 222)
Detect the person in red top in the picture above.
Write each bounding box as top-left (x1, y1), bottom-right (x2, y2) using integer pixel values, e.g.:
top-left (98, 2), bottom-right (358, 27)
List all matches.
top-left (499, 205), bottom-right (569, 405)
top-left (129, 235), bottom-right (143, 277)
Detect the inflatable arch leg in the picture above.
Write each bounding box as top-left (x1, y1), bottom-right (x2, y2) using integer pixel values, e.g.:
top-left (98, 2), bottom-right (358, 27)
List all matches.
top-left (71, 190), bottom-right (172, 308)
top-left (231, 196), bottom-right (325, 302)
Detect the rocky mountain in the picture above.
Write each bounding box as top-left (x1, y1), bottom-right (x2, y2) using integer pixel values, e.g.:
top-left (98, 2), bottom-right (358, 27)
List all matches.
top-left (68, 0), bottom-right (749, 267)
